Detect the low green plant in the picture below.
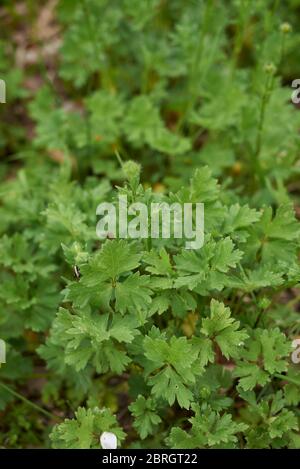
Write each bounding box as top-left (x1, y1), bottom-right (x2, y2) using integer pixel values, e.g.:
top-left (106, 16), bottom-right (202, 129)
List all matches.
top-left (0, 0), bottom-right (300, 449)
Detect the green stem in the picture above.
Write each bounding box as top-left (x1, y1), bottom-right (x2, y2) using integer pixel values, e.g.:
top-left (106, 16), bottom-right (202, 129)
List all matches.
top-left (253, 308), bottom-right (264, 328)
top-left (274, 374), bottom-right (300, 386)
top-left (253, 72), bottom-right (275, 180)
top-left (255, 77), bottom-right (270, 158)
top-left (230, 0), bottom-right (248, 73)
top-left (279, 33), bottom-right (286, 70)
top-left (115, 150), bottom-right (124, 168)
top-left (0, 381), bottom-right (60, 421)
top-left (286, 292), bottom-right (300, 309)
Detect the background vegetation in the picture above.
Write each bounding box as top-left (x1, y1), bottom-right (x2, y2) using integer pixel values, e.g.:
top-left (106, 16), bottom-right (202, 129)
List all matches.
top-left (1, 0), bottom-right (300, 449)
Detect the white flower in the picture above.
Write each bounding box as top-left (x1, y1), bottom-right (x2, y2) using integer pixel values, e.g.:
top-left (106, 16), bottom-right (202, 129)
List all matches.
top-left (0, 339), bottom-right (5, 364)
top-left (100, 431), bottom-right (117, 449)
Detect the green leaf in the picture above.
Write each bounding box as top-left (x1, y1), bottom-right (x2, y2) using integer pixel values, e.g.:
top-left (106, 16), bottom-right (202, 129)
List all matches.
top-left (50, 407), bottom-right (125, 449)
top-left (115, 273), bottom-right (153, 315)
top-left (129, 395), bottom-right (161, 439)
top-left (200, 299), bottom-right (248, 359)
top-left (167, 404), bottom-right (247, 448)
top-left (143, 332), bottom-right (199, 408)
top-left (92, 240), bottom-right (142, 281)
top-left (235, 328), bottom-right (291, 391)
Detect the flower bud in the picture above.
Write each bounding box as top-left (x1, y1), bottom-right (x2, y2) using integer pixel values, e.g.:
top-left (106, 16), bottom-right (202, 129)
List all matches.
top-left (264, 62), bottom-right (276, 75)
top-left (280, 22), bottom-right (292, 34)
top-left (100, 431), bottom-right (117, 449)
top-left (199, 387), bottom-right (211, 399)
top-left (122, 160), bottom-right (141, 182)
top-left (258, 297), bottom-right (271, 310)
